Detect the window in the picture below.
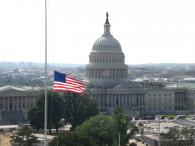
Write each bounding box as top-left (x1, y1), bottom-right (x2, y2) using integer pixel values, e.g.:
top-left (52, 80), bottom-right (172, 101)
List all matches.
top-left (153, 98), bottom-right (156, 104)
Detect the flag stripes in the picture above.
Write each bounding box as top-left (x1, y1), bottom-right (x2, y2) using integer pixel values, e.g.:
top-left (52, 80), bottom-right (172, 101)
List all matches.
top-left (53, 71), bottom-right (86, 94)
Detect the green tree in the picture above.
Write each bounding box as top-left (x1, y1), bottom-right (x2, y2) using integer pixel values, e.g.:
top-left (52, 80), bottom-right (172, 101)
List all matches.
top-left (180, 127), bottom-right (194, 146)
top-left (113, 107), bottom-right (138, 146)
top-left (10, 126), bottom-right (38, 146)
top-left (75, 114), bottom-right (118, 146)
top-left (62, 92), bottom-right (98, 129)
top-left (28, 91), bottom-right (65, 134)
top-left (165, 126), bottom-right (194, 146)
top-left (48, 133), bottom-right (78, 146)
top-left (166, 126), bottom-right (180, 146)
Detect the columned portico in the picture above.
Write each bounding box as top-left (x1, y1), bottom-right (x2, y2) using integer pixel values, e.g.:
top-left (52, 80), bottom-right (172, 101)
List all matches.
top-left (0, 86), bottom-right (41, 123)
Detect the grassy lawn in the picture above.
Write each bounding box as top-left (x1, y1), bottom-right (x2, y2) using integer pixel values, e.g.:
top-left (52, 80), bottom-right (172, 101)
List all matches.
top-left (163, 114), bottom-right (177, 119)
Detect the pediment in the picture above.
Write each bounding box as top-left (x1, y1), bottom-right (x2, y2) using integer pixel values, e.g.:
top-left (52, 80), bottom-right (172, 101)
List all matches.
top-left (0, 86), bottom-right (35, 96)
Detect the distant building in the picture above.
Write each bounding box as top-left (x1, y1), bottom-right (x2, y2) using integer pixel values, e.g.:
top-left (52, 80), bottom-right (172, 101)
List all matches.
top-left (86, 13), bottom-right (195, 117)
top-left (0, 86), bottom-right (41, 123)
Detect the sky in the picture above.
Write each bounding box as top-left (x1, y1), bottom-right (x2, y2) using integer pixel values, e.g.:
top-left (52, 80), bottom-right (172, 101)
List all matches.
top-left (0, 0), bottom-right (195, 64)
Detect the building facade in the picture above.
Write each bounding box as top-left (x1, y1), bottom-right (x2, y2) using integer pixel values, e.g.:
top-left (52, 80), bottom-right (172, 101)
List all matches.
top-left (86, 13), bottom-right (195, 117)
top-left (0, 86), bottom-right (41, 123)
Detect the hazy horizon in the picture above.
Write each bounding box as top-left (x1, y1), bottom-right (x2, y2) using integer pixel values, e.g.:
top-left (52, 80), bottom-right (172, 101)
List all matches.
top-left (1, 60), bottom-right (195, 65)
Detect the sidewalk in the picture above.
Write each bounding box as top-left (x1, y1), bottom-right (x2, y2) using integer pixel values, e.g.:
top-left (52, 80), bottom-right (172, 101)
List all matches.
top-left (0, 133), bottom-right (11, 146)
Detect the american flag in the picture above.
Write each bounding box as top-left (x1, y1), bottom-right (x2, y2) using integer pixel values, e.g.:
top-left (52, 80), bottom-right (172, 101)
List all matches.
top-left (53, 71), bottom-right (86, 94)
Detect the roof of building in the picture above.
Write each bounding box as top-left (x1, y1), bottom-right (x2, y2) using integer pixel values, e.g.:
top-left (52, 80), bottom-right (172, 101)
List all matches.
top-left (0, 86), bottom-right (42, 92)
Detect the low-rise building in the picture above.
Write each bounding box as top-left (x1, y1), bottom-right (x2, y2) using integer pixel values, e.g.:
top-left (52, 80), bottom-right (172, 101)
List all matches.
top-left (0, 86), bottom-right (41, 124)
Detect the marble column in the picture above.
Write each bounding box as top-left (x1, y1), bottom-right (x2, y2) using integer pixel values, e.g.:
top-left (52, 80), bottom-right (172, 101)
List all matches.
top-left (17, 96), bottom-right (19, 111)
top-left (111, 95), bottom-right (113, 107)
top-left (109, 95), bottom-right (111, 107)
top-left (3, 97), bottom-right (5, 111)
top-left (121, 94), bottom-right (123, 106)
top-left (24, 97), bottom-right (26, 109)
top-left (22, 96), bottom-right (24, 110)
top-left (2, 97), bottom-right (5, 111)
top-left (126, 94), bottom-right (128, 107)
top-left (118, 94), bottom-right (120, 106)
top-left (143, 95), bottom-right (145, 105)
top-left (27, 97), bottom-right (29, 108)
top-left (13, 97), bottom-right (16, 111)
top-left (97, 69), bottom-right (99, 78)
top-left (122, 95), bottom-right (125, 107)
top-left (7, 97), bottom-right (10, 111)
top-left (120, 94), bottom-right (122, 107)
top-left (0, 97), bottom-right (2, 110)
top-left (98, 95), bottom-right (100, 109)
top-left (95, 69), bottom-right (97, 78)
top-left (14, 96), bottom-right (18, 111)
top-left (112, 69), bottom-right (114, 78)
top-left (132, 94), bottom-right (134, 106)
top-left (124, 94), bottom-right (126, 107)
top-left (113, 95), bottom-right (116, 107)
top-left (110, 95), bottom-right (112, 106)
top-left (102, 94), bottom-right (105, 106)
top-left (107, 94), bottom-right (109, 107)
top-left (5, 97), bottom-right (7, 111)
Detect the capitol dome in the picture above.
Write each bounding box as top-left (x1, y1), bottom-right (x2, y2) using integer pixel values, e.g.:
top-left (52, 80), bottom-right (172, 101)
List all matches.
top-left (86, 13), bottom-right (128, 83)
top-left (92, 13), bottom-right (122, 52)
top-left (92, 35), bottom-right (122, 52)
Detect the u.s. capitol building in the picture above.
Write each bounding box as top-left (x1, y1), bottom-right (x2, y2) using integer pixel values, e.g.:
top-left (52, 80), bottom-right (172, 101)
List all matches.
top-left (86, 13), bottom-right (195, 117)
top-left (0, 14), bottom-right (195, 123)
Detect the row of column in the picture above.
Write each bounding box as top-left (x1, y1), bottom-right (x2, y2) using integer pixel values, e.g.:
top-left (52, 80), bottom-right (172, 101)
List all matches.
top-left (93, 93), bottom-right (145, 108)
top-left (175, 92), bottom-right (192, 110)
top-left (146, 105), bottom-right (173, 113)
top-left (87, 68), bottom-right (127, 79)
top-left (90, 57), bottom-right (124, 64)
top-left (0, 96), bottom-right (36, 111)
top-left (175, 92), bottom-right (188, 103)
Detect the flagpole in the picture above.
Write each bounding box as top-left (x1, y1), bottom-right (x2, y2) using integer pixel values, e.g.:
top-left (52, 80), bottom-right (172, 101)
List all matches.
top-left (44, 0), bottom-right (48, 145)
top-left (119, 132), bottom-right (120, 146)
